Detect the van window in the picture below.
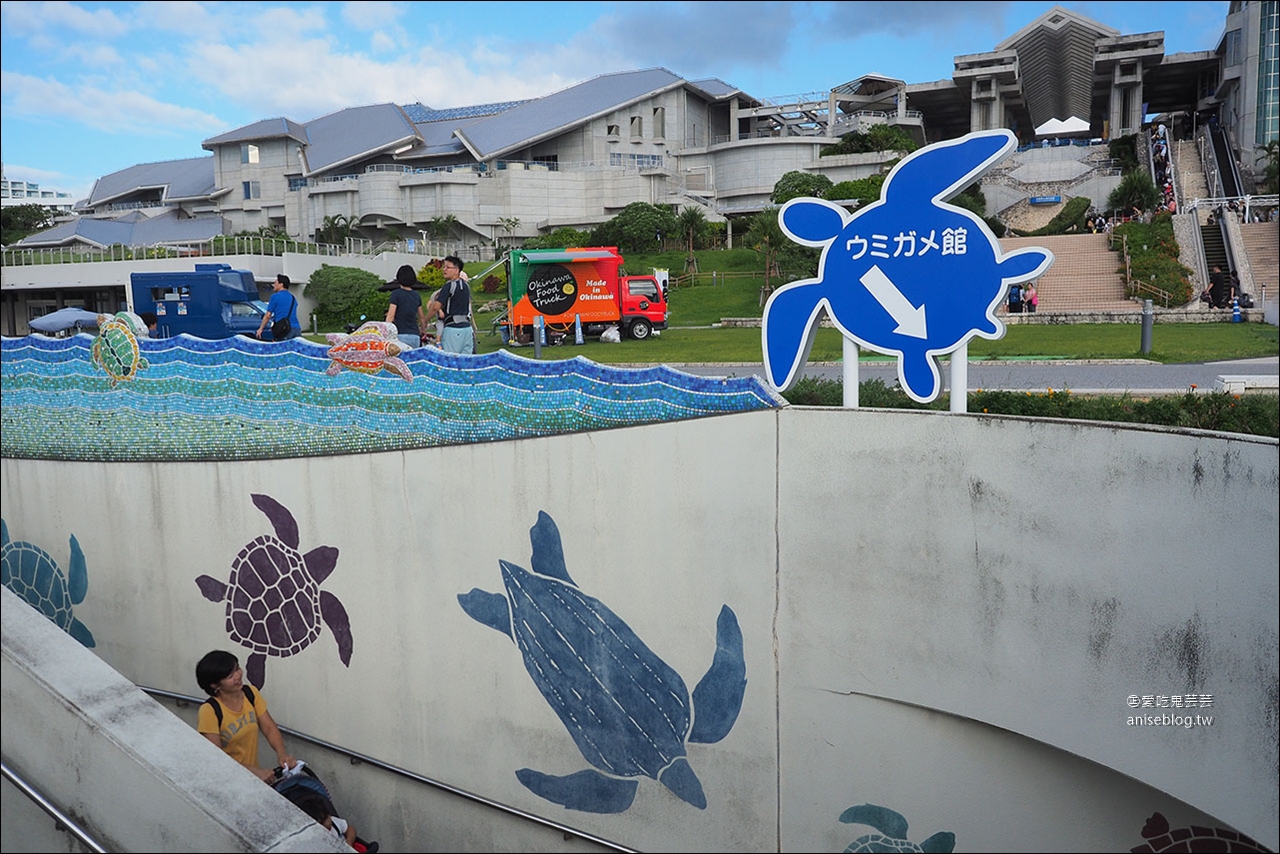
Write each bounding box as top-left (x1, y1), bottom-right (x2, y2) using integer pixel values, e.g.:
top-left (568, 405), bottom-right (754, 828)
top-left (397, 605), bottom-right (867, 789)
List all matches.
top-left (627, 278), bottom-right (659, 300)
top-left (229, 303), bottom-right (264, 317)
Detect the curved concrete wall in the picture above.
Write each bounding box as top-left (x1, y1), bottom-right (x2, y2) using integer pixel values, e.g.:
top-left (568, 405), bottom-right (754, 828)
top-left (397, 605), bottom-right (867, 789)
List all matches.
top-left (1, 407), bottom-right (1275, 852)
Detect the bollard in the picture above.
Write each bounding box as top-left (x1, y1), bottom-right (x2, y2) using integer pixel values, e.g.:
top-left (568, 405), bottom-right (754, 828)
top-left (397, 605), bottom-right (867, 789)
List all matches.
top-left (1140, 299), bottom-right (1153, 354)
top-left (534, 315), bottom-right (544, 359)
top-left (1231, 297), bottom-right (1241, 323)
top-left (574, 313), bottom-right (584, 345)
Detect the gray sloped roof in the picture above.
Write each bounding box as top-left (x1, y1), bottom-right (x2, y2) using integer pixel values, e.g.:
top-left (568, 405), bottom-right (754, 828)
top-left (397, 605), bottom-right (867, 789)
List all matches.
top-left (687, 77), bottom-right (742, 99)
top-left (86, 157), bottom-right (217, 206)
top-left (203, 117), bottom-right (309, 147)
top-left (301, 103), bottom-right (418, 175)
top-left (456, 68), bottom-right (686, 160)
top-left (15, 211), bottom-right (224, 248)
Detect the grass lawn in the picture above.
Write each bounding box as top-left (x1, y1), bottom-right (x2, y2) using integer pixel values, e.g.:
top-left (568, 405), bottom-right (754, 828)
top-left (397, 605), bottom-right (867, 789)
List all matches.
top-left (467, 321), bottom-right (1278, 365)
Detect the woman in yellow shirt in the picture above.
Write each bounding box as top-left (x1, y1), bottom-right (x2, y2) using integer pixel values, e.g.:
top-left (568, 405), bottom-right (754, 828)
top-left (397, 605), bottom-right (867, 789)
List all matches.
top-left (195, 650), bottom-right (296, 782)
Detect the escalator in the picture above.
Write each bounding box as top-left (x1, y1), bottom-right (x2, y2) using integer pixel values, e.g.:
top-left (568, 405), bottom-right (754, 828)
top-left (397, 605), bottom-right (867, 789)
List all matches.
top-left (1208, 122), bottom-right (1242, 197)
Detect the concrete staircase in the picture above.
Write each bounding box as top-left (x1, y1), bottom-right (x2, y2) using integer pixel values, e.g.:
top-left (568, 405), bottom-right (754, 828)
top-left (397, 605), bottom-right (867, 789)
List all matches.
top-left (1175, 140), bottom-right (1212, 224)
top-left (998, 233), bottom-right (1135, 312)
top-left (1239, 221), bottom-right (1279, 298)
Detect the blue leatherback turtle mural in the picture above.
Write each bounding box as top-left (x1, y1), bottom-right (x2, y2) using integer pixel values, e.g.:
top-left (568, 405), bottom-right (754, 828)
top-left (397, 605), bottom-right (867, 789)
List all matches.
top-left (1, 518), bottom-right (96, 647)
top-left (196, 494), bottom-right (352, 688)
top-left (762, 128), bottom-right (1053, 402)
top-left (458, 511), bottom-right (747, 813)
top-left (839, 803), bottom-right (955, 853)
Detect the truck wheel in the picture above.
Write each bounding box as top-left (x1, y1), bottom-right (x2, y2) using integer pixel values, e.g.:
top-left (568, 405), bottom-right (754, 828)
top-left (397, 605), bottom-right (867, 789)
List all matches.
top-left (629, 318), bottom-right (652, 340)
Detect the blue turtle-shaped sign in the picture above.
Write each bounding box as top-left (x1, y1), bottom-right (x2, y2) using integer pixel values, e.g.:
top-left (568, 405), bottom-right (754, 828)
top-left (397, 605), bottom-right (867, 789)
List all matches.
top-left (762, 129), bottom-right (1054, 402)
top-left (458, 511), bottom-right (747, 813)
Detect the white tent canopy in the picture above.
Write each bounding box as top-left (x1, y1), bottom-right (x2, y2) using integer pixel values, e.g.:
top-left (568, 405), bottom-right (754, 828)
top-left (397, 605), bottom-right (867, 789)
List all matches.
top-left (1034, 116), bottom-right (1091, 136)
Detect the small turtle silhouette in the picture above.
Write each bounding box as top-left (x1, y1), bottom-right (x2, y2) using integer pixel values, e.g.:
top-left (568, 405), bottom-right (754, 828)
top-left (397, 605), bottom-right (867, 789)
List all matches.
top-left (325, 320), bottom-right (413, 381)
top-left (196, 494), bottom-right (352, 688)
top-left (92, 311), bottom-right (149, 386)
top-left (762, 129), bottom-right (1053, 401)
top-left (840, 804), bottom-right (955, 853)
top-left (1, 518), bottom-right (95, 647)
top-left (458, 511), bottom-right (747, 813)
top-left (1130, 811), bottom-right (1269, 853)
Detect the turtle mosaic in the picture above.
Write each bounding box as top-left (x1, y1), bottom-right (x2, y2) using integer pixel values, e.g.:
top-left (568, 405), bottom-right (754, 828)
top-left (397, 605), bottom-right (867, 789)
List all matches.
top-left (1130, 811), bottom-right (1269, 853)
top-left (324, 321), bottom-right (413, 381)
top-left (1, 518), bottom-right (95, 647)
top-left (92, 311), bottom-right (150, 386)
top-left (762, 129), bottom-right (1052, 401)
top-left (839, 804), bottom-right (955, 853)
top-left (458, 510), bottom-right (747, 813)
top-left (196, 493), bottom-right (352, 688)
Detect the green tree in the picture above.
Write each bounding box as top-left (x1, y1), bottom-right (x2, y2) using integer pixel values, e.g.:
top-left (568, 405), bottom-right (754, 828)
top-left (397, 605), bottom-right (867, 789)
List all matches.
top-left (770, 171), bottom-right (833, 205)
top-left (948, 182), bottom-right (987, 217)
top-left (743, 207), bottom-right (786, 299)
top-left (828, 175), bottom-right (888, 208)
top-left (678, 206), bottom-right (708, 271)
top-left (428, 214), bottom-right (458, 241)
top-left (303, 264), bottom-right (387, 329)
top-left (821, 125), bottom-right (917, 157)
top-left (590, 202), bottom-right (678, 253)
top-left (1107, 170), bottom-right (1162, 216)
top-left (2, 203), bottom-right (55, 245)
top-left (522, 226), bottom-right (593, 250)
top-left (497, 216), bottom-right (521, 249)
top-left (315, 214), bottom-right (355, 246)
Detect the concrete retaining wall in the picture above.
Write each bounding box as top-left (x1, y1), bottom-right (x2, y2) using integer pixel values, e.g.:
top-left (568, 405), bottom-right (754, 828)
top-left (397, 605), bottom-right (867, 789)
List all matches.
top-left (1, 407), bottom-right (1276, 851)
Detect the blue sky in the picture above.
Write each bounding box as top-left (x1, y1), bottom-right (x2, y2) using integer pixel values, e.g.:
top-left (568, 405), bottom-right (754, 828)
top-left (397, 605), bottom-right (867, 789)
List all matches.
top-left (1, 1), bottom-right (1227, 203)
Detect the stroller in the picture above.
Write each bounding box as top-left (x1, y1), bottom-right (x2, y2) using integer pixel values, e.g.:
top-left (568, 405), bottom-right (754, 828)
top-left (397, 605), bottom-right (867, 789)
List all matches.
top-left (273, 764), bottom-right (379, 852)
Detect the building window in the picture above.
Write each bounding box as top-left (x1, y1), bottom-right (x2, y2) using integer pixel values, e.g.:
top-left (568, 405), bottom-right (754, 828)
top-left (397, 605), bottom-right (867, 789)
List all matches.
top-left (653, 107), bottom-right (665, 138)
top-left (241, 143), bottom-right (259, 164)
top-left (631, 116), bottom-right (643, 138)
top-left (607, 124), bottom-right (620, 138)
top-left (287, 176), bottom-right (308, 192)
top-left (1226, 28), bottom-right (1244, 67)
top-left (242, 181), bottom-right (261, 200)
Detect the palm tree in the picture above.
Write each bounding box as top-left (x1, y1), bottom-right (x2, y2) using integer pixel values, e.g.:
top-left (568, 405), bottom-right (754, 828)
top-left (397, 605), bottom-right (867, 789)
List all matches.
top-left (428, 214), bottom-right (458, 241)
top-left (743, 208), bottom-right (785, 304)
top-left (678, 207), bottom-right (706, 273)
top-left (315, 214), bottom-right (354, 246)
top-left (497, 216), bottom-right (521, 249)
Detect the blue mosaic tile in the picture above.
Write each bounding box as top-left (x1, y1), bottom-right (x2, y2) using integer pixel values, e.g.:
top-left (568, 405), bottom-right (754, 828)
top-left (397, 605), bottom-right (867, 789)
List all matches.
top-left (1, 334), bottom-right (784, 462)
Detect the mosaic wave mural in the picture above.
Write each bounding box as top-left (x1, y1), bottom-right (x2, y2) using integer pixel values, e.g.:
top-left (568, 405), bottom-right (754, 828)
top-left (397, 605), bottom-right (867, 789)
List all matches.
top-left (1, 333), bottom-right (784, 461)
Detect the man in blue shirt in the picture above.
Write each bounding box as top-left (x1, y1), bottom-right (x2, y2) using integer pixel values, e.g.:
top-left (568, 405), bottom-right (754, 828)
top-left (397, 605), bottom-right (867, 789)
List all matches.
top-left (256, 274), bottom-right (300, 340)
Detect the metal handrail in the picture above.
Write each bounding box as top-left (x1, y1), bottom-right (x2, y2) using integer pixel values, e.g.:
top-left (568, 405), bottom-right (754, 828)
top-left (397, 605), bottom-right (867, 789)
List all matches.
top-left (1, 760), bottom-right (108, 853)
top-left (140, 686), bottom-right (636, 854)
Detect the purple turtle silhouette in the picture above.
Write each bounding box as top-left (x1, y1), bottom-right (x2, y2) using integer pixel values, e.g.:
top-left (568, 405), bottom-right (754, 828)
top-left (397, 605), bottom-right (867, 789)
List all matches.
top-left (762, 129), bottom-right (1053, 402)
top-left (196, 494), bottom-right (351, 688)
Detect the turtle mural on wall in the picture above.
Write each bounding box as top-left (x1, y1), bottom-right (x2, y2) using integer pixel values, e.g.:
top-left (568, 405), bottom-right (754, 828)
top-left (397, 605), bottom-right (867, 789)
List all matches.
top-left (458, 510), bottom-right (748, 813)
top-left (324, 321), bottom-right (414, 381)
top-left (91, 311), bottom-right (150, 386)
top-left (1, 518), bottom-right (96, 647)
top-left (1130, 811), bottom-right (1270, 853)
top-left (839, 804), bottom-right (955, 853)
top-left (196, 494), bottom-right (352, 688)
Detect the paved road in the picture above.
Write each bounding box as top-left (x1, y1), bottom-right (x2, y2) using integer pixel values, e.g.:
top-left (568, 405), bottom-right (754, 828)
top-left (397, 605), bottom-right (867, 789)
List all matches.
top-left (664, 356), bottom-right (1280, 395)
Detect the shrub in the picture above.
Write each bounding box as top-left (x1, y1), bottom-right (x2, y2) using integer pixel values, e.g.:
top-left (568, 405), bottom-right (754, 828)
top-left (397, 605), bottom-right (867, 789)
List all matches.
top-left (482, 274), bottom-right (503, 294)
top-left (303, 264), bottom-right (387, 329)
top-left (781, 378), bottom-right (1278, 438)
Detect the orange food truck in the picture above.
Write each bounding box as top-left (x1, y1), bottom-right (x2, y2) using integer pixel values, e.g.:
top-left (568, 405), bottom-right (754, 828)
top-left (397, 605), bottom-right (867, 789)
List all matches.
top-left (505, 247), bottom-right (667, 343)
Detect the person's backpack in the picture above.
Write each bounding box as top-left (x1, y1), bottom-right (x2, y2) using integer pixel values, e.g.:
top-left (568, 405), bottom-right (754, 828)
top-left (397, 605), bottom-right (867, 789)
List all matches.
top-left (205, 685), bottom-right (256, 728)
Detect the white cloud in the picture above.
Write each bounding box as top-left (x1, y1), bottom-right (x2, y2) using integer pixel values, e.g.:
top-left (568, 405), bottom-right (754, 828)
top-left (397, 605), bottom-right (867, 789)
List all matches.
top-left (341, 0), bottom-right (402, 30)
top-left (1, 0), bottom-right (129, 38)
top-left (1, 70), bottom-right (226, 135)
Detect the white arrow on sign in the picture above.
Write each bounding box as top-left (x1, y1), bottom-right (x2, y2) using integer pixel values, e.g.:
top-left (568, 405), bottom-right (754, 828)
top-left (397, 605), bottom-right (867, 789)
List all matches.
top-left (859, 264), bottom-right (927, 339)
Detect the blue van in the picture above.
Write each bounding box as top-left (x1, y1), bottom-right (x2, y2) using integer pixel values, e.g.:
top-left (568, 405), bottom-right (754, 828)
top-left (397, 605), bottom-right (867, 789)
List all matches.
top-left (129, 263), bottom-right (269, 339)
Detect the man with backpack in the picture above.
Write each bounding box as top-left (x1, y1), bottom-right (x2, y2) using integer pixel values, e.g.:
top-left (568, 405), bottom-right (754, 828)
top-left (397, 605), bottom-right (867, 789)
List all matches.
top-left (195, 650), bottom-right (296, 782)
top-left (428, 256), bottom-right (475, 354)
top-left (1007, 283), bottom-right (1023, 314)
